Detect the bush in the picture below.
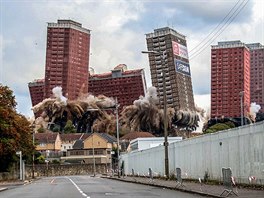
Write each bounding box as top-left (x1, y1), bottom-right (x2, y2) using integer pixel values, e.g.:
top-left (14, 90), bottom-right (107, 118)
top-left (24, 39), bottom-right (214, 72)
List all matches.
top-left (36, 155), bottom-right (45, 164)
top-left (52, 159), bottom-right (60, 164)
top-left (204, 123), bottom-right (231, 134)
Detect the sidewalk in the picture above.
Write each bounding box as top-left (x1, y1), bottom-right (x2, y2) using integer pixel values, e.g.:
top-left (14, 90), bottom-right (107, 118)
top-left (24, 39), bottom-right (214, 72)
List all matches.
top-left (105, 176), bottom-right (264, 198)
top-left (0, 179), bottom-right (32, 192)
top-left (0, 187), bottom-right (8, 192)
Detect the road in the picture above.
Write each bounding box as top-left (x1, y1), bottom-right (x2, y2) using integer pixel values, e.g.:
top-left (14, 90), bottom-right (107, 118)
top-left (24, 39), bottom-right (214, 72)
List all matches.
top-left (1, 175), bottom-right (205, 198)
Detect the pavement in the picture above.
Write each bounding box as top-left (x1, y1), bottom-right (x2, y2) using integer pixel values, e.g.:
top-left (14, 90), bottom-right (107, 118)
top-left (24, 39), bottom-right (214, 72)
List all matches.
top-left (0, 180), bottom-right (32, 192)
top-left (104, 175), bottom-right (264, 198)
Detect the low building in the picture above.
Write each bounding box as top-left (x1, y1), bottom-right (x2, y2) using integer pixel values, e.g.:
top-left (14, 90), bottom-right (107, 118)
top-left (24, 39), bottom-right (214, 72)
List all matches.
top-left (130, 137), bottom-right (182, 152)
top-left (61, 133), bottom-right (116, 165)
top-left (34, 132), bottom-right (62, 158)
top-left (60, 133), bottom-right (90, 152)
top-left (120, 131), bottom-right (155, 152)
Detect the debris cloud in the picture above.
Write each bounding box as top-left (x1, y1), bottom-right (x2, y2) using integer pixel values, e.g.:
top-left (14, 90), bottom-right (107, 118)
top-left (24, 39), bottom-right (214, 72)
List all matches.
top-left (32, 86), bottom-right (199, 136)
top-left (249, 102), bottom-right (261, 122)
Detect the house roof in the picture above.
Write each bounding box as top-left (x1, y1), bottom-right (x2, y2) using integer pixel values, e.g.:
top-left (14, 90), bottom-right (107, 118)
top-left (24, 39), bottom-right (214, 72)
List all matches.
top-left (35, 132), bottom-right (59, 143)
top-left (120, 132), bottom-right (155, 141)
top-left (60, 133), bottom-right (90, 142)
top-left (98, 133), bottom-right (117, 143)
top-left (73, 139), bottom-right (84, 149)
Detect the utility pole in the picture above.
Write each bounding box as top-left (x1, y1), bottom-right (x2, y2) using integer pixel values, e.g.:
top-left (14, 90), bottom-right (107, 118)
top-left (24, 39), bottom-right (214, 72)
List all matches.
top-left (16, 151), bottom-right (22, 180)
top-left (32, 125), bottom-right (35, 179)
top-left (161, 51), bottom-right (169, 179)
top-left (142, 50), bottom-right (169, 179)
top-left (240, 91), bottom-right (244, 126)
top-left (92, 132), bottom-right (96, 177)
top-left (115, 98), bottom-right (120, 178)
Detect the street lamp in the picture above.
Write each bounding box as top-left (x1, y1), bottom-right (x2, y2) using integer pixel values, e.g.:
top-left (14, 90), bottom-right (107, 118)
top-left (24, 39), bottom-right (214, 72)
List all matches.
top-left (239, 91), bottom-right (244, 126)
top-left (115, 98), bottom-right (120, 178)
top-left (142, 50), bottom-right (169, 179)
top-left (87, 106), bottom-right (120, 177)
top-left (91, 129), bottom-right (96, 177)
top-left (86, 109), bottom-right (98, 177)
top-left (30, 124), bottom-right (35, 179)
top-left (16, 151), bottom-right (22, 180)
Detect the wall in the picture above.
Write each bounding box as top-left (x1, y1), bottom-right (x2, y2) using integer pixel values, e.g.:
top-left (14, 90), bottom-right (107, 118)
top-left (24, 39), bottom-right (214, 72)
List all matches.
top-left (121, 121), bottom-right (264, 185)
top-left (25, 164), bottom-right (107, 179)
top-left (1, 164), bottom-right (108, 181)
top-left (0, 171), bottom-right (18, 181)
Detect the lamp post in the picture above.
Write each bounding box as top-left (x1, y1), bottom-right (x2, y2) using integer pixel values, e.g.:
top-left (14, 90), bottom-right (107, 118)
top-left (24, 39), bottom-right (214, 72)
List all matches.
top-left (142, 50), bottom-right (169, 179)
top-left (86, 108), bottom-right (119, 177)
top-left (86, 109), bottom-right (98, 177)
top-left (115, 98), bottom-right (120, 178)
top-left (16, 151), bottom-right (22, 180)
top-left (30, 124), bottom-right (35, 179)
top-left (239, 91), bottom-right (244, 126)
top-left (32, 132), bottom-right (35, 179)
top-left (92, 129), bottom-right (96, 177)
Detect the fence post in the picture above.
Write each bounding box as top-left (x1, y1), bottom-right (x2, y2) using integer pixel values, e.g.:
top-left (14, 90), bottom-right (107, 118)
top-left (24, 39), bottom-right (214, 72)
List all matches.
top-left (175, 168), bottom-right (184, 187)
top-left (220, 167), bottom-right (238, 197)
top-left (149, 168), bottom-right (153, 183)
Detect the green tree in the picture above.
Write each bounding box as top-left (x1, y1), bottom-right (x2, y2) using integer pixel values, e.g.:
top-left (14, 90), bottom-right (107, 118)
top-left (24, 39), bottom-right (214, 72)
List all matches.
top-left (52, 126), bottom-right (60, 132)
top-left (36, 155), bottom-right (45, 164)
top-left (0, 84), bottom-right (34, 171)
top-left (37, 126), bottom-right (45, 133)
top-left (204, 123), bottom-right (232, 134)
top-left (63, 120), bottom-right (76, 133)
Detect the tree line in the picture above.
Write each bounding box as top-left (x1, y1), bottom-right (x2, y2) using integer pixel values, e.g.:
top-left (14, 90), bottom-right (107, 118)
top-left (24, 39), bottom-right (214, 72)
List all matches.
top-left (0, 84), bottom-right (34, 172)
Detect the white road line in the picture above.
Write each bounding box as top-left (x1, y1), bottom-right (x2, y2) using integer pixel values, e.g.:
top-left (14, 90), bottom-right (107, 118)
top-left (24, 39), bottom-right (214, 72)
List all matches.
top-left (50, 178), bottom-right (55, 184)
top-left (66, 177), bottom-right (90, 198)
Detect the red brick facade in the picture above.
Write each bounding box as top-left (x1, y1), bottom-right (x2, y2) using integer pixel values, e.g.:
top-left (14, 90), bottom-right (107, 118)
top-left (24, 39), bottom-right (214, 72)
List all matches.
top-left (44, 20), bottom-right (90, 100)
top-left (211, 41), bottom-right (250, 118)
top-left (247, 43), bottom-right (264, 113)
top-left (88, 65), bottom-right (146, 110)
top-left (28, 79), bottom-right (45, 106)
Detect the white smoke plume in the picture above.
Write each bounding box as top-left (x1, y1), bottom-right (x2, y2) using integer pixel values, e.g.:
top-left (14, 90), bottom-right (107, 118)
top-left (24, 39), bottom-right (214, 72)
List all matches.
top-left (52, 86), bottom-right (67, 104)
top-left (194, 106), bottom-right (208, 133)
top-left (133, 86), bottom-right (158, 109)
top-left (250, 102), bottom-right (261, 122)
top-left (78, 93), bottom-right (116, 109)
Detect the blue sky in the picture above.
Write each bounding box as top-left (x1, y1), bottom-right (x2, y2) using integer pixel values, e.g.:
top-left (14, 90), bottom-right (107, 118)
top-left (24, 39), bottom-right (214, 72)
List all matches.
top-left (1, 0), bottom-right (263, 118)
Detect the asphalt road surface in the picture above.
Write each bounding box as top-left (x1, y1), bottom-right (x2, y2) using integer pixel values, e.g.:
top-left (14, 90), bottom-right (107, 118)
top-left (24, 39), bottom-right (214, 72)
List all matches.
top-left (1, 175), bottom-right (205, 198)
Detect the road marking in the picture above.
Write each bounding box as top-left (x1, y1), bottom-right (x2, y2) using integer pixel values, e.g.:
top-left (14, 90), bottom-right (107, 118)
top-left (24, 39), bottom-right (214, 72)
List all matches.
top-left (66, 177), bottom-right (90, 198)
top-left (50, 178), bottom-right (55, 184)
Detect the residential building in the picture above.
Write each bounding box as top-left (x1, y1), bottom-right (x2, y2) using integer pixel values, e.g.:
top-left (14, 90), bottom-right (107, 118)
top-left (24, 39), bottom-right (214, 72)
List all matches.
top-left (247, 43), bottom-right (264, 113)
top-left (28, 79), bottom-right (45, 107)
top-left (88, 64), bottom-right (146, 110)
top-left (35, 132), bottom-right (62, 158)
top-left (60, 133), bottom-right (90, 152)
top-left (211, 41), bottom-right (251, 118)
top-left (61, 133), bottom-right (116, 165)
top-left (44, 19), bottom-right (91, 100)
top-left (145, 27), bottom-right (195, 111)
